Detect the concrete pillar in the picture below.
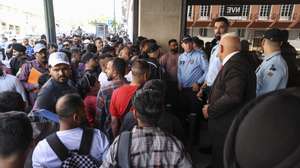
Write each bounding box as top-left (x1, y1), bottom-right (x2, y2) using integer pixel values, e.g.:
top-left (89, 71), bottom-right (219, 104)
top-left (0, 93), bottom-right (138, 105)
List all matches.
top-left (138, 0), bottom-right (183, 51)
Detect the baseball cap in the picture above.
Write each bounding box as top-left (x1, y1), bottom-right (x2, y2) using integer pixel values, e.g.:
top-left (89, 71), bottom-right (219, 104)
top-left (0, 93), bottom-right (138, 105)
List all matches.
top-left (83, 39), bottom-right (91, 44)
top-left (48, 52), bottom-right (70, 67)
top-left (182, 35), bottom-right (193, 43)
top-left (262, 28), bottom-right (283, 42)
top-left (34, 43), bottom-right (47, 54)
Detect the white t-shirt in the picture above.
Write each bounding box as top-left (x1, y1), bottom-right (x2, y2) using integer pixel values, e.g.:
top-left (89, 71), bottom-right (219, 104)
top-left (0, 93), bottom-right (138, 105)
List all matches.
top-left (32, 128), bottom-right (109, 168)
top-left (125, 71), bottom-right (132, 82)
top-left (98, 72), bottom-right (112, 88)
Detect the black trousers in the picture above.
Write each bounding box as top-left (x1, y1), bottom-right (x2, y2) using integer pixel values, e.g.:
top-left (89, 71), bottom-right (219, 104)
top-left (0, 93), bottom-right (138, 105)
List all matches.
top-left (209, 120), bottom-right (228, 168)
top-left (179, 88), bottom-right (204, 147)
top-left (180, 87), bottom-right (203, 117)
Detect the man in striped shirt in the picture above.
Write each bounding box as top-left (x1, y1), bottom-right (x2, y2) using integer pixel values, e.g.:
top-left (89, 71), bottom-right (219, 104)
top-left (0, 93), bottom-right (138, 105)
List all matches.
top-left (101, 89), bottom-right (192, 168)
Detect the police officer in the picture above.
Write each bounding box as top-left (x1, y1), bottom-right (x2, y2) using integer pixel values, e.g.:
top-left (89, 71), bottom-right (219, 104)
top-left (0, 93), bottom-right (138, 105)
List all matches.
top-left (178, 35), bottom-right (208, 118)
top-left (256, 28), bottom-right (288, 96)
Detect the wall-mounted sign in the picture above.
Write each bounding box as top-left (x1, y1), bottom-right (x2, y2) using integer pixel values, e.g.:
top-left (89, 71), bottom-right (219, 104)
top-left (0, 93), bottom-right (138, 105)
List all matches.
top-left (223, 5), bottom-right (243, 16)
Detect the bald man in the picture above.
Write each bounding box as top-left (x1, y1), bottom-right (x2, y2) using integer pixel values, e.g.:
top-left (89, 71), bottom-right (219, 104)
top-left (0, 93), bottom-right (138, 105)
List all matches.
top-left (202, 33), bottom-right (256, 168)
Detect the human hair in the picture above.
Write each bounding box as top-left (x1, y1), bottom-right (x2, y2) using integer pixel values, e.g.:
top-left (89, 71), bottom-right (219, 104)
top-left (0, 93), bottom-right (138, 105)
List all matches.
top-left (133, 89), bottom-right (163, 126)
top-left (215, 17), bottom-right (230, 26)
top-left (56, 94), bottom-right (84, 118)
top-left (70, 47), bottom-right (81, 54)
top-left (86, 43), bottom-right (97, 53)
top-left (0, 111), bottom-right (32, 157)
top-left (0, 91), bottom-right (25, 112)
top-left (143, 79), bottom-right (166, 98)
top-left (41, 34), bottom-right (47, 40)
top-left (99, 53), bottom-right (113, 60)
top-left (95, 37), bottom-right (102, 42)
top-left (72, 34), bottom-right (81, 38)
top-left (112, 57), bottom-right (127, 77)
top-left (168, 39), bottom-right (177, 45)
top-left (192, 36), bottom-right (204, 48)
top-left (131, 59), bottom-right (150, 77)
top-left (48, 43), bottom-right (58, 49)
top-left (0, 66), bottom-right (3, 76)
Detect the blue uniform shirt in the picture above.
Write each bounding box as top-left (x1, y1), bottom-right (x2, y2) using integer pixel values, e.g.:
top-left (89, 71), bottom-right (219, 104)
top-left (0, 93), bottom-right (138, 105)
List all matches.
top-left (256, 51), bottom-right (288, 96)
top-left (205, 44), bottom-right (222, 86)
top-left (177, 49), bottom-right (208, 88)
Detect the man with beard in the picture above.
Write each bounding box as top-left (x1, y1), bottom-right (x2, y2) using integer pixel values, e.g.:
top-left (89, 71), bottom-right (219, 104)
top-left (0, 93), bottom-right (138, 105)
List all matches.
top-left (33, 52), bottom-right (78, 113)
top-left (23, 38), bottom-right (34, 60)
top-left (159, 39), bottom-right (179, 111)
top-left (202, 33), bottom-right (256, 168)
top-left (110, 59), bottom-right (150, 138)
top-left (10, 43), bottom-right (28, 75)
top-left (96, 58), bottom-right (127, 139)
top-left (197, 17), bottom-right (229, 102)
top-left (32, 94), bottom-right (109, 167)
top-left (18, 43), bottom-right (49, 107)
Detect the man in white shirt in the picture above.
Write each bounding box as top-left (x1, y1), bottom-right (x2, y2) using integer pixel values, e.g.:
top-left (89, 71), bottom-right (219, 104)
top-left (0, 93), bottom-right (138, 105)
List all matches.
top-left (32, 94), bottom-right (109, 168)
top-left (0, 66), bottom-right (27, 103)
top-left (98, 54), bottom-right (113, 87)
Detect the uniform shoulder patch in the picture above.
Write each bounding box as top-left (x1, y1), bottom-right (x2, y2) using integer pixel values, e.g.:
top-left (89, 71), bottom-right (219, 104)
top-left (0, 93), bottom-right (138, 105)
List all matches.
top-left (269, 64), bottom-right (276, 71)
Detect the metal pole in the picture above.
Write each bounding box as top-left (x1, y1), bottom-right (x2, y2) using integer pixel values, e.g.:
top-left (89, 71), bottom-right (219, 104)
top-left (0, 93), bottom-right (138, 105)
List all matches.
top-left (43, 0), bottom-right (56, 44)
top-left (180, 0), bottom-right (188, 40)
top-left (132, 0), bottom-right (139, 42)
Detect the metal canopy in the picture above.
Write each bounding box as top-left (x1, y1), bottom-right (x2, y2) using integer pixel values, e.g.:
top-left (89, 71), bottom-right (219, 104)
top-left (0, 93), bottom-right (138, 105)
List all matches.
top-left (188, 0), bottom-right (300, 5)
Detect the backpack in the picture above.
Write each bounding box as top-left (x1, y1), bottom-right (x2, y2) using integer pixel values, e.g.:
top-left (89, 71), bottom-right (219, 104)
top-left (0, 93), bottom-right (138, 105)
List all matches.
top-left (116, 131), bottom-right (132, 168)
top-left (46, 128), bottom-right (102, 168)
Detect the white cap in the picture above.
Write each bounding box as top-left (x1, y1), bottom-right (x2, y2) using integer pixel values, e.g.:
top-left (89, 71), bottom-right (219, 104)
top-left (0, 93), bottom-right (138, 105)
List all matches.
top-left (83, 39), bottom-right (91, 44)
top-left (34, 43), bottom-right (46, 53)
top-left (48, 52), bottom-right (70, 67)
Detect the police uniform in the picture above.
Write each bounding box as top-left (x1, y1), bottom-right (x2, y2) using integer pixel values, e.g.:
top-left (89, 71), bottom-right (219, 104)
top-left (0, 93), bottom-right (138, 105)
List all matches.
top-left (177, 36), bottom-right (208, 124)
top-left (256, 52), bottom-right (288, 96)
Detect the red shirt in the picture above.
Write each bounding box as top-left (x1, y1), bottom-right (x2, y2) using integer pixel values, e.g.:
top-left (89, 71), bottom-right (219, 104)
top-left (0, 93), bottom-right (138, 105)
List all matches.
top-left (84, 95), bottom-right (97, 127)
top-left (109, 84), bottom-right (138, 119)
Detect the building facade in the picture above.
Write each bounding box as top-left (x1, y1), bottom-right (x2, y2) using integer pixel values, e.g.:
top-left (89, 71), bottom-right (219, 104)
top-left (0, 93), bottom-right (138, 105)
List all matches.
top-left (0, 3), bottom-right (46, 38)
top-left (186, 4), bottom-right (300, 49)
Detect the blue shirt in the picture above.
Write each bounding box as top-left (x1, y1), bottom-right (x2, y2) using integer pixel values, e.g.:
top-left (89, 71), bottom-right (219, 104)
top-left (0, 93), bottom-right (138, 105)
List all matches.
top-left (256, 51), bottom-right (288, 96)
top-left (177, 49), bottom-right (208, 88)
top-left (25, 45), bottom-right (34, 58)
top-left (205, 44), bottom-right (222, 86)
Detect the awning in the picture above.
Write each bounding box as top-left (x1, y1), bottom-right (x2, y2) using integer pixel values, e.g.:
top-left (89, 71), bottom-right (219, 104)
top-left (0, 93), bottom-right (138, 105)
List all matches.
top-left (247, 21), bottom-right (273, 28)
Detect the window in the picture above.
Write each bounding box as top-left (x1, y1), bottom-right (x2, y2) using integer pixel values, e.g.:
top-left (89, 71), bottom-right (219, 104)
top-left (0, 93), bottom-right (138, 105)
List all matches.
top-left (187, 5), bottom-right (193, 20)
top-left (15, 26), bottom-right (20, 34)
top-left (199, 28), bottom-right (208, 37)
top-left (220, 5), bottom-right (250, 20)
top-left (199, 5), bottom-right (210, 20)
top-left (259, 5), bottom-right (271, 20)
top-left (8, 25), bottom-right (14, 30)
top-left (237, 29), bottom-right (245, 37)
top-left (280, 4), bottom-right (294, 20)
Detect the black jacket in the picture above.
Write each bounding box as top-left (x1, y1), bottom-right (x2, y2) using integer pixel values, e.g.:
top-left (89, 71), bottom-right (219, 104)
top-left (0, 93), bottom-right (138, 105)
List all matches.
top-left (208, 52), bottom-right (256, 134)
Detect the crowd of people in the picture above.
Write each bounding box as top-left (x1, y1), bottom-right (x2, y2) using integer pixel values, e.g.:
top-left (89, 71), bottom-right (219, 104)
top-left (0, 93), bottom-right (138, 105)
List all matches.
top-left (0, 16), bottom-right (300, 168)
